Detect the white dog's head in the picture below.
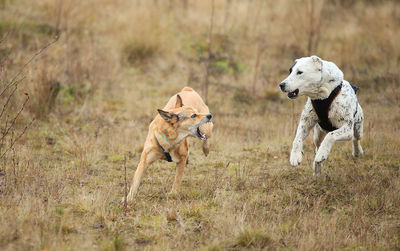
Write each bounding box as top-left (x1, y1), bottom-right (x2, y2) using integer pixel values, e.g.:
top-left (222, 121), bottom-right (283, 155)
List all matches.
top-left (279, 55), bottom-right (344, 100)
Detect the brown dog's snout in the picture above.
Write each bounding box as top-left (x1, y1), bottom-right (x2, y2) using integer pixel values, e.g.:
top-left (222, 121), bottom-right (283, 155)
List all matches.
top-left (206, 113), bottom-right (212, 120)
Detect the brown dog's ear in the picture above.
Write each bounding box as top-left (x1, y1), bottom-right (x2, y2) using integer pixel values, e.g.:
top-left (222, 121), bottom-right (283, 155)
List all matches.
top-left (175, 94), bottom-right (183, 108)
top-left (158, 109), bottom-right (175, 121)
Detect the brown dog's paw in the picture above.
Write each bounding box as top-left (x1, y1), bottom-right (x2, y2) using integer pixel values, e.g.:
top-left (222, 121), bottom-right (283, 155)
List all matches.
top-left (121, 194), bottom-right (135, 204)
top-left (168, 190), bottom-right (180, 199)
top-left (120, 197), bottom-right (128, 204)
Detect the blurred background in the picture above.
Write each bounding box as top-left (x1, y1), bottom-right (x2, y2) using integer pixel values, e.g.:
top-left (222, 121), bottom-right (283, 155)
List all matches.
top-left (0, 0), bottom-right (399, 250)
top-left (1, 0), bottom-right (399, 120)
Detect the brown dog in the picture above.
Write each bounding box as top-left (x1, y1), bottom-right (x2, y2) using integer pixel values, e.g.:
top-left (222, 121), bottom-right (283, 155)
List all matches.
top-left (126, 87), bottom-right (213, 201)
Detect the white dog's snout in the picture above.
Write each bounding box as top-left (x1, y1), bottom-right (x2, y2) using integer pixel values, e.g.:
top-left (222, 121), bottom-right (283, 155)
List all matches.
top-left (279, 82), bottom-right (286, 91)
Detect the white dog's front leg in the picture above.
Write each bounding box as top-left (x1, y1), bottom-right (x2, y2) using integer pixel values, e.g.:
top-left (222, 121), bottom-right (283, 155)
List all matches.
top-left (290, 126), bottom-right (309, 166)
top-left (314, 122), bottom-right (354, 173)
top-left (290, 101), bottom-right (317, 166)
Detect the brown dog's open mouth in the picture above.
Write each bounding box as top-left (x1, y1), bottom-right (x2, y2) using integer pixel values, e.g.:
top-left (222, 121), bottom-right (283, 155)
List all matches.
top-left (288, 89), bottom-right (299, 99)
top-left (197, 127), bottom-right (206, 140)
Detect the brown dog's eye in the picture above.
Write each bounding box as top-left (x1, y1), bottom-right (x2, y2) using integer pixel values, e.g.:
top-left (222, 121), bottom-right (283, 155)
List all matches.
top-left (191, 114), bottom-right (197, 118)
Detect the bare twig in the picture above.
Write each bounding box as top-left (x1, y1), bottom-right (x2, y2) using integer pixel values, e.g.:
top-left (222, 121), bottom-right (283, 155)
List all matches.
top-left (252, 42), bottom-right (261, 95)
top-left (0, 93), bottom-right (30, 143)
top-left (203, 0), bottom-right (215, 103)
top-left (223, 0), bottom-right (232, 34)
top-left (251, 37), bottom-right (267, 95)
top-left (251, 0), bottom-right (264, 36)
top-left (0, 117), bottom-right (35, 160)
top-left (307, 0), bottom-right (324, 55)
top-left (123, 154), bottom-right (128, 212)
top-left (54, 0), bottom-right (63, 31)
top-left (0, 77), bottom-right (25, 120)
top-left (11, 144), bottom-right (18, 185)
top-left (313, 0), bottom-right (325, 53)
top-left (0, 31), bottom-right (10, 45)
top-left (307, 0), bottom-right (315, 55)
top-left (0, 33), bottom-right (59, 160)
top-left (182, 0), bottom-right (188, 15)
top-left (244, 0), bottom-right (253, 36)
top-left (0, 34), bottom-right (60, 98)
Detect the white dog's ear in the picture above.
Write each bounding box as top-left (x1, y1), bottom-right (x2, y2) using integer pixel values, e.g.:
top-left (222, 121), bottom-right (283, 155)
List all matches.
top-left (175, 94), bottom-right (183, 108)
top-left (158, 109), bottom-right (176, 121)
top-left (311, 55), bottom-right (322, 71)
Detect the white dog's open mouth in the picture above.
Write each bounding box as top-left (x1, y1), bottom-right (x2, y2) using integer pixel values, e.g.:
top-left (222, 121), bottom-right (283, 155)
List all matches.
top-left (288, 89), bottom-right (299, 99)
top-left (196, 127), bottom-right (206, 140)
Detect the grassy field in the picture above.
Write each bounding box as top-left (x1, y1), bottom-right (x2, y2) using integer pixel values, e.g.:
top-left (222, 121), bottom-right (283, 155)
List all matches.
top-left (1, 0), bottom-right (400, 250)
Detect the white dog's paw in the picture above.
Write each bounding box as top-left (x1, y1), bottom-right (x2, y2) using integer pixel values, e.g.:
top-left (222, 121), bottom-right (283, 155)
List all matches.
top-left (314, 147), bottom-right (330, 163)
top-left (358, 146), bottom-right (364, 155)
top-left (290, 151), bottom-right (302, 166)
top-left (352, 144), bottom-right (364, 157)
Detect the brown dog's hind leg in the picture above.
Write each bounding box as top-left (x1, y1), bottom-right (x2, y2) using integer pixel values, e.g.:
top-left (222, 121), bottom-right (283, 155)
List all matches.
top-left (126, 150), bottom-right (158, 202)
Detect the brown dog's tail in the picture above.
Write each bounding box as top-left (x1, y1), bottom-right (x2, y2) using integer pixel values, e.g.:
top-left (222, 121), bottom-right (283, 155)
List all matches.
top-left (181, 86), bottom-right (194, 92)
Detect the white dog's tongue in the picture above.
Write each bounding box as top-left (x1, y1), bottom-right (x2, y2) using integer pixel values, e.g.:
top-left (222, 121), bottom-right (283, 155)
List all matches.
top-left (288, 89), bottom-right (299, 99)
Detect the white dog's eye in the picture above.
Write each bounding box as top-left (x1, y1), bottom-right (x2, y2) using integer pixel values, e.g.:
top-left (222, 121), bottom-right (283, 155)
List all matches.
top-left (297, 71), bottom-right (303, 75)
top-left (191, 114), bottom-right (197, 118)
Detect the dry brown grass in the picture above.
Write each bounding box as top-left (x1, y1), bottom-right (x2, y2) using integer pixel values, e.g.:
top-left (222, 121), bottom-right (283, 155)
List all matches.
top-left (0, 0), bottom-right (399, 250)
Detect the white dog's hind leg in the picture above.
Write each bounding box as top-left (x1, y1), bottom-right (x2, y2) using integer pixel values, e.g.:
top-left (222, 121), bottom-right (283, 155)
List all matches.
top-left (352, 122), bottom-right (364, 157)
top-left (314, 122), bottom-right (354, 175)
top-left (352, 105), bottom-right (364, 157)
top-left (313, 124), bottom-right (327, 153)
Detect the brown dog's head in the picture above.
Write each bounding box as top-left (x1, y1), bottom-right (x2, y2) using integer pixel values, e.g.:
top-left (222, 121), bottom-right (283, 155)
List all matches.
top-left (157, 95), bottom-right (212, 140)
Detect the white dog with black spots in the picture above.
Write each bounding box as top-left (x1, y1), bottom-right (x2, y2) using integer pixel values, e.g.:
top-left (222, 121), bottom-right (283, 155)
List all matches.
top-left (279, 55), bottom-right (364, 176)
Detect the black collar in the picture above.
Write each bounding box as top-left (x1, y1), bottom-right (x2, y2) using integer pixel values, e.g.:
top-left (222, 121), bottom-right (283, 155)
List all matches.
top-left (155, 137), bottom-right (172, 162)
top-left (311, 83), bottom-right (343, 132)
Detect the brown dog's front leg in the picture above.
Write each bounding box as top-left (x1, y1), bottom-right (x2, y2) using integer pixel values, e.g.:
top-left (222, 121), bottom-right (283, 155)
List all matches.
top-left (170, 156), bottom-right (188, 195)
